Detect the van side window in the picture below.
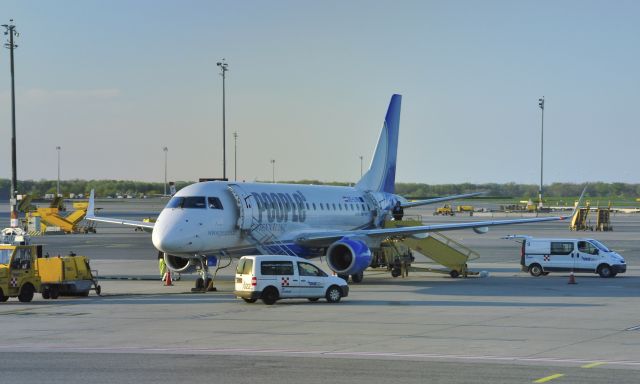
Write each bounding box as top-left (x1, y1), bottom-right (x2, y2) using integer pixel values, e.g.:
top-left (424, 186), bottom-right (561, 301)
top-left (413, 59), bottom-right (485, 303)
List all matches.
top-left (578, 241), bottom-right (598, 255)
top-left (261, 261), bottom-right (294, 275)
top-left (550, 242), bottom-right (574, 255)
top-left (298, 262), bottom-right (328, 277)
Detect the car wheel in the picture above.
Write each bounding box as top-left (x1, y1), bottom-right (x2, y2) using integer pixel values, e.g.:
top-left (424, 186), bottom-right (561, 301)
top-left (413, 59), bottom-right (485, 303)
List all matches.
top-left (242, 298), bottom-right (257, 303)
top-left (18, 284), bottom-right (35, 303)
top-left (598, 264), bottom-right (613, 278)
top-left (351, 272), bottom-right (363, 283)
top-left (529, 264), bottom-right (543, 277)
top-left (308, 298), bottom-right (320, 302)
top-left (261, 286), bottom-right (279, 305)
top-left (325, 285), bottom-right (342, 303)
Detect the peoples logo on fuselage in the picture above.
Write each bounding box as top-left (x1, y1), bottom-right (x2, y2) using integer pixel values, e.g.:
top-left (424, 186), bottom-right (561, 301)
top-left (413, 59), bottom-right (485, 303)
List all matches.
top-left (251, 190), bottom-right (307, 224)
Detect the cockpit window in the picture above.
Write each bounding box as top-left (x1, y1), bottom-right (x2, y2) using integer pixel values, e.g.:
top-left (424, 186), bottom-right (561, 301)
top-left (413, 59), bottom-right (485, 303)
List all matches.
top-left (166, 196), bottom-right (206, 209)
top-left (208, 197), bottom-right (224, 210)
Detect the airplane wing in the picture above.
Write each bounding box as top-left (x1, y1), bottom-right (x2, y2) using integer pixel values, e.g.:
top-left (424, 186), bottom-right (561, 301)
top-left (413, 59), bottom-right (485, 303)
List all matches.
top-left (295, 187), bottom-right (587, 246)
top-left (85, 190), bottom-right (156, 229)
top-left (294, 215), bottom-right (568, 246)
top-left (401, 192), bottom-right (484, 208)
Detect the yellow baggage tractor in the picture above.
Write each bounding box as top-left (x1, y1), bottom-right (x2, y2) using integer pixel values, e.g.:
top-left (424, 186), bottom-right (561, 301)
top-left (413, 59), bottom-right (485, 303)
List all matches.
top-left (36, 254), bottom-right (101, 298)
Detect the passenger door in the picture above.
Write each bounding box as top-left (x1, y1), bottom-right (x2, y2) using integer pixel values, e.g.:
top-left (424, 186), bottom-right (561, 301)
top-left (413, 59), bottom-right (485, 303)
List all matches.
top-left (577, 241), bottom-right (600, 272)
top-left (297, 262), bottom-right (327, 297)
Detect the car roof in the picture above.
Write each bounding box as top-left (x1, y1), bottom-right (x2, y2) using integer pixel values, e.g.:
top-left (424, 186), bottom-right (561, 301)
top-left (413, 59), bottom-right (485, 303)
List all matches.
top-left (240, 255), bottom-right (305, 262)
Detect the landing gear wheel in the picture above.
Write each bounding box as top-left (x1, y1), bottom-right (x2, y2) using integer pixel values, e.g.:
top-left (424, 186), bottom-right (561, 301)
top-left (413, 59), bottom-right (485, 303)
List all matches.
top-left (261, 287), bottom-right (279, 305)
top-left (351, 272), bottom-right (363, 283)
top-left (325, 285), bottom-right (342, 303)
top-left (598, 264), bottom-right (613, 278)
top-left (18, 284), bottom-right (35, 303)
top-left (242, 298), bottom-right (257, 303)
top-left (529, 264), bottom-right (543, 277)
top-left (449, 270), bottom-right (460, 278)
top-left (194, 277), bottom-right (204, 290)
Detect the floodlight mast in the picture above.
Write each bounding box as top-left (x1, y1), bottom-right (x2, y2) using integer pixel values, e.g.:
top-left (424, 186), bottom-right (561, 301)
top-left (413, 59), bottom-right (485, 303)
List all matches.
top-left (538, 96), bottom-right (545, 209)
top-left (3, 20), bottom-right (19, 227)
top-left (217, 59), bottom-right (229, 180)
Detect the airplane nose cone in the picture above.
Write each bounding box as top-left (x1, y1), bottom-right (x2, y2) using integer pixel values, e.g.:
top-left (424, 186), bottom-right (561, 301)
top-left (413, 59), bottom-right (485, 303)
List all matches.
top-left (152, 213), bottom-right (203, 253)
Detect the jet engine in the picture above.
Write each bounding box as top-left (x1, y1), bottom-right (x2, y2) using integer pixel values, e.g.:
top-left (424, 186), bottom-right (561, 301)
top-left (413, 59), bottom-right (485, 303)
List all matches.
top-left (473, 226), bottom-right (489, 234)
top-left (164, 253), bottom-right (198, 274)
top-left (326, 237), bottom-right (372, 276)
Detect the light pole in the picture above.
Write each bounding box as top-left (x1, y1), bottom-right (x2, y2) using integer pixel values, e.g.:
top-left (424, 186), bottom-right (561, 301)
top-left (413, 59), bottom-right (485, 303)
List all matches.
top-left (56, 146), bottom-right (61, 197)
top-left (216, 59), bottom-right (229, 180)
top-left (3, 20), bottom-right (19, 227)
top-left (538, 96), bottom-right (544, 209)
top-left (233, 131), bottom-right (238, 181)
top-left (359, 155), bottom-right (363, 178)
top-left (163, 146), bottom-right (168, 196)
top-left (270, 159), bottom-right (275, 183)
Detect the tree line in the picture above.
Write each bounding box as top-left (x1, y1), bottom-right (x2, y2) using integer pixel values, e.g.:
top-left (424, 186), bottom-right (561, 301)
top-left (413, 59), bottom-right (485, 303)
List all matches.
top-left (0, 179), bottom-right (638, 199)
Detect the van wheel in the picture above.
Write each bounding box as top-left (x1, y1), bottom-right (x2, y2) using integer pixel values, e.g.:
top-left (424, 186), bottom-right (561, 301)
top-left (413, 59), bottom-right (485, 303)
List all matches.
top-left (351, 272), bottom-right (363, 283)
top-left (18, 284), bottom-right (35, 303)
top-left (242, 298), bottom-right (257, 303)
top-left (326, 285), bottom-right (342, 303)
top-left (529, 264), bottom-right (543, 277)
top-left (261, 287), bottom-right (279, 305)
top-left (598, 264), bottom-right (613, 278)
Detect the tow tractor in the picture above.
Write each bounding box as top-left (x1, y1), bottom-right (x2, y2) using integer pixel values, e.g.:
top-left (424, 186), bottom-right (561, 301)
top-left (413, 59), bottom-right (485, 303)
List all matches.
top-left (0, 228), bottom-right (101, 302)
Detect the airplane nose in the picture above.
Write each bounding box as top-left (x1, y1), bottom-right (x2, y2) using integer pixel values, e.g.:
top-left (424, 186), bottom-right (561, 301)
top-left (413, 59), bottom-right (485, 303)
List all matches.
top-left (152, 217), bottom-right (203, 253)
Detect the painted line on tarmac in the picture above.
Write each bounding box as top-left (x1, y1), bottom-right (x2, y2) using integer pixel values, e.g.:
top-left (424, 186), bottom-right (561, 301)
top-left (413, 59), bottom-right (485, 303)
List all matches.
top-left (581, 362), bottom-right (605, 369)
top-left (1, 345), bottom-right (640, 368)
top-left (533, 374), bottom-right (564, 383)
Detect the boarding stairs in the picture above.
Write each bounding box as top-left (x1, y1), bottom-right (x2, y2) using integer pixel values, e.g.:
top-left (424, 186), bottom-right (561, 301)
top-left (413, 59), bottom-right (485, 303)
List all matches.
top-left (384, 218), bottom-right (480, 277)
top-left (245, 217), bottom-right (299, 256)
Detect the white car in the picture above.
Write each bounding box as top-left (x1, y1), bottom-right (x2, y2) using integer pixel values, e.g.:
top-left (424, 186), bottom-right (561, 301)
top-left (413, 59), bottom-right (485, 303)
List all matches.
top-left (234, 255), bottom-right (349, 305)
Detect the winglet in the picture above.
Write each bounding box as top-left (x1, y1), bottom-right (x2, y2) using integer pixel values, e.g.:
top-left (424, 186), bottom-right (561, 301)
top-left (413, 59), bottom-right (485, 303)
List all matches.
top-left (563, 186), bottom-right (587, 221)
top-left (87, 189), bottom-right (96, 219)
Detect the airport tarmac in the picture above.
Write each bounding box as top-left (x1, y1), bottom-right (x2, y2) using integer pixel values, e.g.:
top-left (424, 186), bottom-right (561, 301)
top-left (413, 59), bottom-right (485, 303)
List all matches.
top-left (0, 200), bottom-right (638, 383)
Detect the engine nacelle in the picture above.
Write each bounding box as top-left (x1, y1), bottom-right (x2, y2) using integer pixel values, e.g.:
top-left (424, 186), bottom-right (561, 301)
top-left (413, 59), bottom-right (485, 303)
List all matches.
top-left (164, 253), bottom-right (198, 274)
top-left (473, 226), bottom-right (489, 234)
top-left (326, 237), bottom-right (372, 275)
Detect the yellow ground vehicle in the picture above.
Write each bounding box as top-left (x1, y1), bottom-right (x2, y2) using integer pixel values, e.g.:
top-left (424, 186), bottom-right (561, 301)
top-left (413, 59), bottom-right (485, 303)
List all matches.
top-left (0, 244), bottom-right (42, 302)
top-left (0, 242), bottom-right (100, 302)
top-left (434, 204), bottom-right (455, 216)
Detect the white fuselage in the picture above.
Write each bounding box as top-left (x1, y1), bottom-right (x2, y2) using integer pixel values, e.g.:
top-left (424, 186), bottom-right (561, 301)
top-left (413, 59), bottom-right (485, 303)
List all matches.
top-left (151, 181), bottom-right (396, 258)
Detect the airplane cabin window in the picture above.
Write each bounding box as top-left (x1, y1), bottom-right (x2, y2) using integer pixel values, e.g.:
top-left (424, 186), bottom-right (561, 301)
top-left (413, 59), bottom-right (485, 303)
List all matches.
top-left (313, 203), bottom-right (316, 210)
top-left (320, 203), bottom-right (324, 210)
top-left (332, 203), bottom-right (336, 210)
top-left (208, 197), bottom-right (224, 210)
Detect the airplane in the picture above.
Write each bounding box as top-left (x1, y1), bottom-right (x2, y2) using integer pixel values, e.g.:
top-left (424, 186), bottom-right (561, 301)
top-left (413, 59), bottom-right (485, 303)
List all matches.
top-left (87, 94), bottom-right (576, 289)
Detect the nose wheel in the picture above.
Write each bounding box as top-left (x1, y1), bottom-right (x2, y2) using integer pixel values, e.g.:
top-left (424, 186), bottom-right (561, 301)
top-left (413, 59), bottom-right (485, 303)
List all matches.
top-left (191, 255), bottom-right (232, 292)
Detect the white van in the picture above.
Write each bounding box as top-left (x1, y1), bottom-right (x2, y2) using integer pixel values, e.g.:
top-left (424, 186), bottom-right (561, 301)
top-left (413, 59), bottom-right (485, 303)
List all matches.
top-left (234, 255), bottom-right (349, 305)
top-left (517, 237), bottom-right (626, 278)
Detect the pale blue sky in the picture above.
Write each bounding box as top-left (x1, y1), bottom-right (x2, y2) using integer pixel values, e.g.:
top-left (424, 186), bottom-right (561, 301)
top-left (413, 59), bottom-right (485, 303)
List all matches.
top-left (1, 0), bottom-right (638, 184)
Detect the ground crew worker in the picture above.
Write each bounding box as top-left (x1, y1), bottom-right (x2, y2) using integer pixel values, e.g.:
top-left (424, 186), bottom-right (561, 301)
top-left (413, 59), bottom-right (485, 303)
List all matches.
top-left (392, 201), bottom-right (404, 221)
top-left (158, 252), bottom-right (167, 282)
top-left (400, 251), bottom-right (411, 278)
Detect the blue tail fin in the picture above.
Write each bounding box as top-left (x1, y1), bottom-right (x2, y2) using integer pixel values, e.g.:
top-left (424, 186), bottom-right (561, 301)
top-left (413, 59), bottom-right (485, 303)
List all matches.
top-left (355, 94), bottom-right (401, 193)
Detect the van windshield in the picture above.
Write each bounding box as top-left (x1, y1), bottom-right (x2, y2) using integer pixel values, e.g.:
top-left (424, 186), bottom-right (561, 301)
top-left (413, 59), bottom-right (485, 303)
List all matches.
top-left (589, 240), bottom-right (610, 252)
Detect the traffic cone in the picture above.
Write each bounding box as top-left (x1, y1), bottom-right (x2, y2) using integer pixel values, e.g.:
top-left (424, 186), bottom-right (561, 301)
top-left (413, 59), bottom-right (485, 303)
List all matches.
top-left (568, 271), bottom-right (577, 284)
top-left (164, 270), bottom-right (173, 286)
